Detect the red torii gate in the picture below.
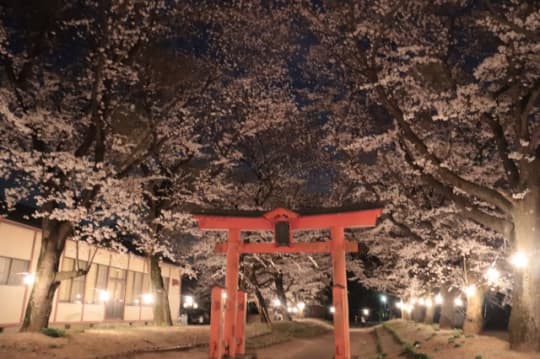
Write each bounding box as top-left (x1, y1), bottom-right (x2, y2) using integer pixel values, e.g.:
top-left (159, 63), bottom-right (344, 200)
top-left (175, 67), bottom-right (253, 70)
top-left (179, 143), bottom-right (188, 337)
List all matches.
top-left (195, 207), bottom-right (382, 359)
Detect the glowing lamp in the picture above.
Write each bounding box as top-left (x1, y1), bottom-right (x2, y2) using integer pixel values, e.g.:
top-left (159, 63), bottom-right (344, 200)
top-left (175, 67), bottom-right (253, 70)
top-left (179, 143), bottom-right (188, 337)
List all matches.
top-left (23, 273), bottom-right (35, 286)
top-left (434, 294), bottom-right (443, 305)
top-left (396, 301), bottom-right (403, 309)
top-left (380, 294), bottom-right (387, 303)
top-left (193, 302), bottom-right (199, 309)
top-left (142, 293), bottom-right (155, 305)
top-left (362, 308), bottom-right (370, 316)
top-left (510, 252), bottom-right (528, 269)
top-left (329, 306), bottom-right (335, 314)
top-left (272, 298), bottom-right (282, 307)
top-left (98, 290), bottom-right (110, 302)
top-left (425, 298), bottom-right (433, 308)
top-left (485, 267), bottom-right (500, 283)
top-left (297, 302), bottom-right (306, 311)
top-left (464, 285), bottom-right (476, 298)
top-left (454, 297), bottom-right (464, 307)
top-left (418, 298), bottom-right (426, 306)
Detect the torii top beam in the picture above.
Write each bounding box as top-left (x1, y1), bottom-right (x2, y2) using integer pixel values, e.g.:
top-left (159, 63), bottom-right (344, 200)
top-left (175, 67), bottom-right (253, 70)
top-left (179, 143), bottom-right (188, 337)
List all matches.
top-left (195, 207), bottom-right (382, 231)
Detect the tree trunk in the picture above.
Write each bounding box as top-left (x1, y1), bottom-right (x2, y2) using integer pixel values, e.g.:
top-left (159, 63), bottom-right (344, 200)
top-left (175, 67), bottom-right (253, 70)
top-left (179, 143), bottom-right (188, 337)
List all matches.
top-left (424, 304), bottom-right (435, 325)
top-left (439, 286), bottom-right (454, 329)
top-left (508, 184), bottom-right (540, 351)
top-left (149, 255), bottom-right (173, 326)
top-left (274, 273), bottom-right (291, 321)
top-left (463, 286), bottom-right (485, 335)
top-left (412, 305), bottom-right (425, 322)
top-left (254, 286), bottom-right (271, 324)
top-left (21, 220), bottom-right (71, 332)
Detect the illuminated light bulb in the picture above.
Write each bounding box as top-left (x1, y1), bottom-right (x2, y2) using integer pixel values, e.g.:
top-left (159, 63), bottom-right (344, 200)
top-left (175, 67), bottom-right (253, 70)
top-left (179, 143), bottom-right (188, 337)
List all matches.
top-left (329, 306), bottom-right (335, 314)
top-left (193, 302), bottom-right (198, 309)
top-left (380, 295), bottom-right (387, 304)
top-left (485, 267), bottom-right (500, 283)
top-left (362, 308), bottom-right (370, 316)
top-left (510, 252), bottom-right (528, 269)
top-left (464, 285), bottom-right (476, 298)
top-left (425, 298), bottom-right (433, 308)
top-left (454, 297), bottom-right (464, 307)
top-left (396, 301), bottom-right (403, 309)
top-left (98, 290), bottom-right (110, 302)
top-left (297, 302), bottom-right (306, 311)
top-left (184, 295), bottom-right (194, 307)
top-left (410, 298), bottom-right (417, 305)
top-left (418, 298), bottom-right (426, 306)
top-left (272, 298), bottom-right (281, 307)
top-left (221, 292), bottom-right (227, 300)
top-left (434, 294), bottom-right (443, 305)
top-left (142, 293), bottom-right (155, 305)
top-left (23, 273), bottom-right (35, 286)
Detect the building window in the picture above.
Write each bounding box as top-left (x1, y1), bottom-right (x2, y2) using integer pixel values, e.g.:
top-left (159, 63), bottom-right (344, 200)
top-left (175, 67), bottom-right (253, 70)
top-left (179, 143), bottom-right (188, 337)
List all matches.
top-left (58, 258), bottom-right (87, 302)
top-left (126, 271), bottom-right (144, 305)
top-left (92, 263), bottom-right (109, 303)
top-left (0, 256), bottom-right (30, 286)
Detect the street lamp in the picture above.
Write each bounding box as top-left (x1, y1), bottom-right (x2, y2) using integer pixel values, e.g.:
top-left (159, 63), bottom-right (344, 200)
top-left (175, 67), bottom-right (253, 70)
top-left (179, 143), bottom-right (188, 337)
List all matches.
top-left (510, 251), bottom-right (528, 269)
top-left (329, 306), bottom-right (335, 314)
top-left (454, 297), bottom-right (464, 307)
top-left (464, 285), bottom-right (476, 298)
top-left (485, 267), bottom-right (500, 283)
top-left (380, 294), bottom-right (387, 304)
top-left (142, 293), bottom-right (155, 305)
top-left (22, 272), bottom-right (35, 286)
top-left (434, 293), bottom-right (443, 305)
top-left (362, 308), bottom-right (370, 316)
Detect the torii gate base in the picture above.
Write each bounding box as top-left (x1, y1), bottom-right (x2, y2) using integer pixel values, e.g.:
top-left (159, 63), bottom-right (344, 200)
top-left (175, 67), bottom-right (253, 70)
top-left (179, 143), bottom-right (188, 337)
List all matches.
top-left (196, 207), bottom-right (381, 359)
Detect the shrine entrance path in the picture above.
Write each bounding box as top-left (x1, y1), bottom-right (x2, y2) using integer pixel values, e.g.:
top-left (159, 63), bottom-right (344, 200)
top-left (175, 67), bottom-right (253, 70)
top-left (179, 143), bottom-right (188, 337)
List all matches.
top-left (129, 329), bottom-right (378, 359)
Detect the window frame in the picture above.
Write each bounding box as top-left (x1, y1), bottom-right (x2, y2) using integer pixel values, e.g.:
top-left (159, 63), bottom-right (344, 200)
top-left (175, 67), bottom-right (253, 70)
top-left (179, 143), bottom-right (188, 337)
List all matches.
top-left (0, 256), bottom-right (30, 286)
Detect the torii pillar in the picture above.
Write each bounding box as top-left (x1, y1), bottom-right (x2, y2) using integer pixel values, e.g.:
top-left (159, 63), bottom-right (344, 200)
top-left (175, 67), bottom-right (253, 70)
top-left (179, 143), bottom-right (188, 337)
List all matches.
top-left (196, 207), bottom-right (382, 359)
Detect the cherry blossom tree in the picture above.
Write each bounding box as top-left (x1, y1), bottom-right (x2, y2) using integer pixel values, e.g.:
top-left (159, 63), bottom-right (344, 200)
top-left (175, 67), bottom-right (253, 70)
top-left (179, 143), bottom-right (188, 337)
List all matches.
top-left (296, 0), bottom-right (539, 349)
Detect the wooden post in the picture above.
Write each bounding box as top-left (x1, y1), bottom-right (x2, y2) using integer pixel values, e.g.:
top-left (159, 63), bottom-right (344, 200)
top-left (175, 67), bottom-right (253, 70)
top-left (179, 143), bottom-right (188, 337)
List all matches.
top-left (224, 228), bottom-right (241, 358)
top-left (210, 286), bottom-right (225, 359)
top-left (331, 226), bottom-right (350, 359)
top-left (235, 291), bottom-right (248, 355)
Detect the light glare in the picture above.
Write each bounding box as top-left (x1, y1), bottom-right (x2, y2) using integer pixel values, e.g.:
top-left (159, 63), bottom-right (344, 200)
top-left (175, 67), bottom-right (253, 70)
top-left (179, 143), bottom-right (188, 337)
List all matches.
top-left (510, 252), bottom-right (528, 269)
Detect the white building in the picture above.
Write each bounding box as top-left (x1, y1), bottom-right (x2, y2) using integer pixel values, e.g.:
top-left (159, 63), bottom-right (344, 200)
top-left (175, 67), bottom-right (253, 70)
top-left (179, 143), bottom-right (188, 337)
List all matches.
top-left (0, 217), bottom-right (182, 328)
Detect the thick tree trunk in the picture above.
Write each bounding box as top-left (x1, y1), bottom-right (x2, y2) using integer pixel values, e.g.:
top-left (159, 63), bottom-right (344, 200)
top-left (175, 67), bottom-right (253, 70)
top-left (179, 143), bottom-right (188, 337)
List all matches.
top-left (254, 286), bottom-right (271, 324)
top-left (21, 220), bottom-right (71, 332)
top-left (412, 305), bottom-right (425, 322)
top-left (149, 255), bottom-right (173, 326)
top-left (508, 185), bottom-right (540, 351)
top-left (463, 287), bottom-right (485, 335)
top-left (439, 286), bottom-right (454, 329)
top-left (274, 273), bottom-right (291, 321)
top-left (424, 304), bottom-right (435, 325)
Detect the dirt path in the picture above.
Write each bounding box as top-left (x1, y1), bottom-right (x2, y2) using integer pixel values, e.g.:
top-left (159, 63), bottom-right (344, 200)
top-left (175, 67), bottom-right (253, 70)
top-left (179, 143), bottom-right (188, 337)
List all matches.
top-left (129, 330), bottom-right (379, 359)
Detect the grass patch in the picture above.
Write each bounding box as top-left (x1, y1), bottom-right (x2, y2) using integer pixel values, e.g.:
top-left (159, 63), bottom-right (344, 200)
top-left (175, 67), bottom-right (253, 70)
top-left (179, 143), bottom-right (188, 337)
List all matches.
top-left (373, 327), bottom-right (386, 358)
top-left (382, 324), bottom-right (430, 359)
top-left (246, 321), bottom-right (329, 350)
top-left (41, 327), bottom-right (66, 338)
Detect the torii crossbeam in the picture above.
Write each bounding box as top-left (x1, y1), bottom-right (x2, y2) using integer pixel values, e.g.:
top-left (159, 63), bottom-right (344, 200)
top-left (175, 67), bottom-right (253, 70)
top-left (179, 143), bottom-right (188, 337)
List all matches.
top-left (195, 207), bottom-right (382, 359)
